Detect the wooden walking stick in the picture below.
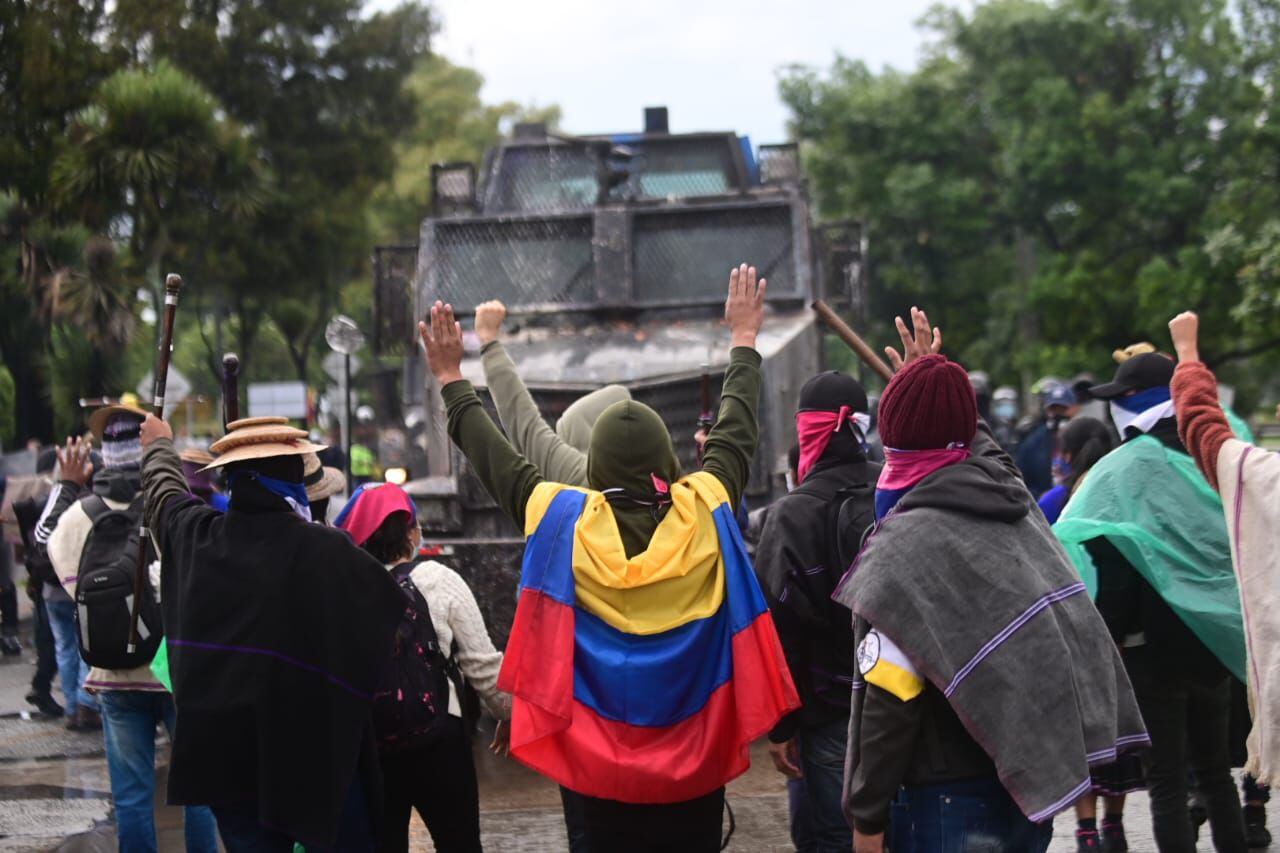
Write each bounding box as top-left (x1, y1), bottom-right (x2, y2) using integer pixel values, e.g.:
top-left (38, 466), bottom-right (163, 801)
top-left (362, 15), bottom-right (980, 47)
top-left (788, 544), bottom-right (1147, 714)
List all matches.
top-left (128, 273), bottom-right (182, 654)
top-left (812, 299), bottom-right (895, 383)
top-left (222, 353), bottom-right (240, 429)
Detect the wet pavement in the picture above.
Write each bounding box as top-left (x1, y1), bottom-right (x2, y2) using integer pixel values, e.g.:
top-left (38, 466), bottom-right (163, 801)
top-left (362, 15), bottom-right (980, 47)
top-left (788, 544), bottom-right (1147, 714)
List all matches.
top-left (0, 608), bottom-right (1275, 850)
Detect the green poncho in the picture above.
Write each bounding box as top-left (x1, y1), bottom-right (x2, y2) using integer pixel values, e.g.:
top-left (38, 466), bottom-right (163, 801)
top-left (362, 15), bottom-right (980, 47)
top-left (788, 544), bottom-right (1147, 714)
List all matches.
top-left (1055, 435), bottom-right (1246, 682)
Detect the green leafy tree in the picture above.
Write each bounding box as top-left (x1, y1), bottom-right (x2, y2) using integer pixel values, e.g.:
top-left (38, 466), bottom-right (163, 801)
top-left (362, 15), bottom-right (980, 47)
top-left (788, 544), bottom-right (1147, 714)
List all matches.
top-left (109, 0), bottom-right (435, 386)
top-left (52, 62), bottom-right (251, 321)
top-left (0, 0), bottom-right (118, 440)
top-left (783, 0), bottom-right (1280, 407)
top-left (371, 54), bottom-right (562, 242)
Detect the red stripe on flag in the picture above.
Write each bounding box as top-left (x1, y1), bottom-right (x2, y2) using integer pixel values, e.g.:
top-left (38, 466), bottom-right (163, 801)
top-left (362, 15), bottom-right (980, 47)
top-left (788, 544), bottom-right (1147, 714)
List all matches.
top-left (499, 588), bottom-right (576, 744)
top-left (507, 612), bottom-right (800, 804)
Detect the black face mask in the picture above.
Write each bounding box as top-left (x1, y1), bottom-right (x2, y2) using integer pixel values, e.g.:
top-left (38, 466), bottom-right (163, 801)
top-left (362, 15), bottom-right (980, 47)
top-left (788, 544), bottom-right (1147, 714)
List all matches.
top-left (1046, 415), bottom-right (1068, 433)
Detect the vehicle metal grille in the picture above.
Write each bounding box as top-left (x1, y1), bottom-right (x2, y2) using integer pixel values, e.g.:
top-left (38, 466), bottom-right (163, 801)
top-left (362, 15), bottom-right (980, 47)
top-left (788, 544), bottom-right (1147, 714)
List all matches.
top-left (632, 205), bottom-right (797, 302)
top-left (429, 217), bottom-right (595, 310)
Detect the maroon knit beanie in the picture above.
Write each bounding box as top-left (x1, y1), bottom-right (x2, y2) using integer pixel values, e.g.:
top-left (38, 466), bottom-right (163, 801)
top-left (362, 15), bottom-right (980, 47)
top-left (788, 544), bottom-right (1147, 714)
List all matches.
top-left (878, 354), bottom-right (978, 450)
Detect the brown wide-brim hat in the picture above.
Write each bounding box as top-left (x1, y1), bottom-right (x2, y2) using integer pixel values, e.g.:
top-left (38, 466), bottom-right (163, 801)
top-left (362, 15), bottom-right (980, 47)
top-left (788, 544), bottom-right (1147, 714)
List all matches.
top-left (88, 404), bottom-right (149, 440)
top-left (179, 448), bottom-right (215, 467)
top-left (202, 417), bottom-right (326, 470)
top-left (303, 452), bottom-right (346, 501)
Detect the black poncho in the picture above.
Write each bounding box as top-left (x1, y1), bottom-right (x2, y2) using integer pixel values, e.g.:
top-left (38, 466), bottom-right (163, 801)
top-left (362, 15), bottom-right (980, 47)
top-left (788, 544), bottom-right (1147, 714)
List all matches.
top-left (143, 440), bottom-right (403, 846)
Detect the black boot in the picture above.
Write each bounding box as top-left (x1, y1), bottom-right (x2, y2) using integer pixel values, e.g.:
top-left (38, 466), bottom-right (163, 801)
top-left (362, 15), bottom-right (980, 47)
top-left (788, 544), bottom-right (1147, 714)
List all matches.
top-left (1245, 804), bottom-right (1271, 849)
top-left (24, 691), bottom-right (64, 718)
top-left (1, 636), bottom-right (21, 656)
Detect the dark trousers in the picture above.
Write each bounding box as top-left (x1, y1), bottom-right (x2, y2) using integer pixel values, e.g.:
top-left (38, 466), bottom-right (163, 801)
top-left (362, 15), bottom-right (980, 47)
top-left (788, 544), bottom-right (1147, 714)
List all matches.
top-left (787, 775), bottom-right (815, 851)
top-left (378, 724), bottom-right (481, 853)
top-left (30, 596), bottom-right (57, 696)
top-left (559, 786), bottom-right (590, 852)
top-left (794, 718), bottom-right (854, 852)
top-left (1127, 648), bottom-right (1247, 852)
top-left (213, 779), bottom-right (375, 853)
top-left (580, 787), bottom-right (724, 853)
top-left (0, 543), bottom-right (16, 637)
top-left (888, 777), bottom-right (1052, 853)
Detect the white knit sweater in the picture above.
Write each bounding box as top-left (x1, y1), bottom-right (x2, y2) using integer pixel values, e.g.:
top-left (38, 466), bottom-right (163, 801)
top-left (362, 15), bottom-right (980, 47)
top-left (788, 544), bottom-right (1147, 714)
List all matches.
top-left (401, 560), bottom-right (512, 721)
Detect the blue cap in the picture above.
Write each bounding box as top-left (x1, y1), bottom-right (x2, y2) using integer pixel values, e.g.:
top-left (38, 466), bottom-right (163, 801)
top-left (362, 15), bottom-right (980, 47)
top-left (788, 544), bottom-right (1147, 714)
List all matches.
top-left (1043, 384), bottom-right (1077, 411)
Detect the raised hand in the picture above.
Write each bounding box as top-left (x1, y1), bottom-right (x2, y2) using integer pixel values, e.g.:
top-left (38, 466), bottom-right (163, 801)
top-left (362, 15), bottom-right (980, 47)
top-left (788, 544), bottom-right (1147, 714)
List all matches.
top-left (418, 301), bottom-right (465, 386)
top-left (724, 263), bottom-right (767, 349)
top-left (1168, 311), bottom-right (1200, 363)
top-left (884, 306), bottom-right (942, 373)
top-left (474, 300), bottom-right (507, 347)
top-left (140, 414), bottom-right (173, 448)
top-left (56, 436), bottom-right (94, 486)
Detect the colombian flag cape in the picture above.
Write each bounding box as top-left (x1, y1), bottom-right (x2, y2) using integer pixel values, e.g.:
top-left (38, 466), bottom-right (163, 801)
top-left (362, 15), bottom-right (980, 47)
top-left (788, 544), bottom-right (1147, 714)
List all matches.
top-left (498, 471), bottom-right (799, 803)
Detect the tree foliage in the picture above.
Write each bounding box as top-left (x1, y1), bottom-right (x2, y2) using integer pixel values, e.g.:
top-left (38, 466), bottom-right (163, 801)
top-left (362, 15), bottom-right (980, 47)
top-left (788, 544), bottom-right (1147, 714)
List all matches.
top-left (1, 0), bottom-right (548, 441)
top-left (782, 0), bottom-right (1280, 407)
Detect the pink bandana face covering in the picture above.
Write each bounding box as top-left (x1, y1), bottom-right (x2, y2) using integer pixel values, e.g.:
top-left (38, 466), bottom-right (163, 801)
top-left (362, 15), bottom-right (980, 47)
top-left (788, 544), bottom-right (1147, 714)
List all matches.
top-left (795, 406), bottom-right (871, 483)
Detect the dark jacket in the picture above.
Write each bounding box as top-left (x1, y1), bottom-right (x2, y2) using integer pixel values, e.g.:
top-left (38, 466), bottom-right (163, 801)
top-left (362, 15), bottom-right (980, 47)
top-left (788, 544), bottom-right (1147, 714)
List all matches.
top-left (142, 439), bottom-right (404, 847)
top-left (756, 443), bottom-right (880, 742)
top-left (1089, 417), bottom-right (1230, 687)
top-left (1014, 419), bottom-right (1055, 498)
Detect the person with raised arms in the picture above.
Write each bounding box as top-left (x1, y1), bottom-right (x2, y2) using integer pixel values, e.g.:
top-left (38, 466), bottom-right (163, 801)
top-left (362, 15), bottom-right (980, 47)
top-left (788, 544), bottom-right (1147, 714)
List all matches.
top-left (418, 264), bottom-right (798, 852)
top-left (839, 308), bottom-right (1146, 853)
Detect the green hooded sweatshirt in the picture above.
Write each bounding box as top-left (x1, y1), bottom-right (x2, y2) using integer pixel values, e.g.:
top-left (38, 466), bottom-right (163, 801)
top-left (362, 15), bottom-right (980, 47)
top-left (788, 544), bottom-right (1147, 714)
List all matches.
top-left (480, 339), bottom-right (630, 486)
top-left (444, 347), bottom-right (761, 558)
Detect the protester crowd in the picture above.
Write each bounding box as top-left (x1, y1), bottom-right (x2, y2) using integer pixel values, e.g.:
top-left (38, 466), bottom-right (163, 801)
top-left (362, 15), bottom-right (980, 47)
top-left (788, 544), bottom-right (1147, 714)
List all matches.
top-left (0, 262), bottom-right (1275, 853)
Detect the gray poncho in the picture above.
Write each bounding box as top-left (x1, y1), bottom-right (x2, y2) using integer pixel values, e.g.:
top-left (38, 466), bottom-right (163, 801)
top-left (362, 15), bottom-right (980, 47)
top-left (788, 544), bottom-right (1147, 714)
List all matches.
top-left (834, 433), bottom-right (1148, 822)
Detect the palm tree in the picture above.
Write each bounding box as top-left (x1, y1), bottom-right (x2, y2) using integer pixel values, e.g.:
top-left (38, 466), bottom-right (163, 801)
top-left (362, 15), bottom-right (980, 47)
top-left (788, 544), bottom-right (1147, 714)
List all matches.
top-left (48, 235), bottom-right (134, 395)
top-left (52, 61), bottom-right (224, 324)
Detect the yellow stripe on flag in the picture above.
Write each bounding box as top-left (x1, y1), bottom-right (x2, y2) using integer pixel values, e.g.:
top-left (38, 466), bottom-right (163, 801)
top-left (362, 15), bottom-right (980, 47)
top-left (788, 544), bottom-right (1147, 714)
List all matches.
top-left (522, 473), bottom-right (732, 636)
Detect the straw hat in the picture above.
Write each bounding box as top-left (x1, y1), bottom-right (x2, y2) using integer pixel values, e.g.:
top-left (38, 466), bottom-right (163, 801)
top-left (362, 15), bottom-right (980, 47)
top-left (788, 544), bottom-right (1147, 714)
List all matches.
top-left (179, 448), bottom-right (215, 467)
top-left (303, 452), bottom-right (346, 501)
top-left (203, 417), bottom-right (326, 470)
top-left (88, 399), bottom-right (148, 440)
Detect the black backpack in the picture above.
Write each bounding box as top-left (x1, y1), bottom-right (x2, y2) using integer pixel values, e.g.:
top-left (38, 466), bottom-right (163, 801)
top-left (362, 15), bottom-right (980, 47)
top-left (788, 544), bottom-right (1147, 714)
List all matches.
top-left (12, 497), bottom-right (56, 587)
top-left (372, 563), bottom-right (459, 753)
top-left (823, 482), bottom-right (877, 580)
top-left (778, 468), bottom-right (879, 635)
top-left (75, 495), bottom-right (163, 670)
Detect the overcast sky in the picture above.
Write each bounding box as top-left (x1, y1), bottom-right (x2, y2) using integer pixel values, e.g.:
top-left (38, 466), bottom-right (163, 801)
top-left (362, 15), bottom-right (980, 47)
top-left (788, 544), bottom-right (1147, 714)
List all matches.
top-left (377, 0), bottom-right (961, 146)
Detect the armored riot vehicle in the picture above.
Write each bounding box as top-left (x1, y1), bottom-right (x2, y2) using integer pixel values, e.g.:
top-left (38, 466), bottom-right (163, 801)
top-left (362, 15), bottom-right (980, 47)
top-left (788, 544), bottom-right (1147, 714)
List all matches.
top-left (372, 108), bottom-right (864, 642)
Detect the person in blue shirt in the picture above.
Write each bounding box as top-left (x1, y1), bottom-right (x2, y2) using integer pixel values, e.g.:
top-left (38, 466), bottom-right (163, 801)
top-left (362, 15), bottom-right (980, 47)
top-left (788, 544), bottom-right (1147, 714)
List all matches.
top-left (1037, 417), bottom-right (1115, 524)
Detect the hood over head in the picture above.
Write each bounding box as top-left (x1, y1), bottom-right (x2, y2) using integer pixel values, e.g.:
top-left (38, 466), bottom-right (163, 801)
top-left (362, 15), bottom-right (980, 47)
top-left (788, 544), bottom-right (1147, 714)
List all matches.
top-left (556, 385), bottom-right (632, 453)
top-left (586, 399), bottom-right (681, 497)
top-left (92, 465), bottom-right (142, 503)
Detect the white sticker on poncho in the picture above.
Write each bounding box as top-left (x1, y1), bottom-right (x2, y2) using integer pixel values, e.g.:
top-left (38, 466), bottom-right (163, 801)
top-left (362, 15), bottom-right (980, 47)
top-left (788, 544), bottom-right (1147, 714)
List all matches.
top-left (857, 631), bottom-right (881, 675)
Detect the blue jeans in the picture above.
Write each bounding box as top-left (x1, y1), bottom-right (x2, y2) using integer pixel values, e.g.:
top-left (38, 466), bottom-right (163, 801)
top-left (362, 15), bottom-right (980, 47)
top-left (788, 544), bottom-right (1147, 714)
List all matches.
top-left (98, 691), bottom-right (218, 853)
top-left (794, 718), bottom-right (853, 852)
top-left (888, 777), bottom-right (1052, 853)
top-left (788, 775), bottom-right (816, 851)
top-left (46, 599), bottom-right (97, 714)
